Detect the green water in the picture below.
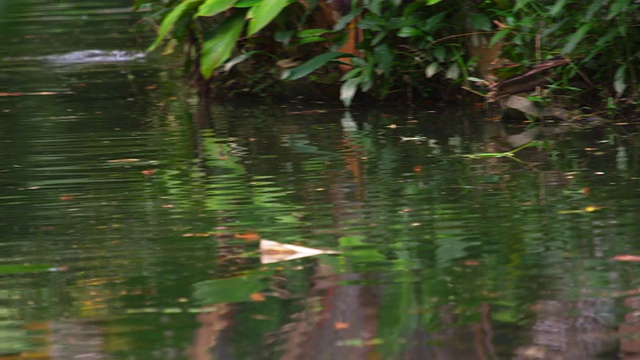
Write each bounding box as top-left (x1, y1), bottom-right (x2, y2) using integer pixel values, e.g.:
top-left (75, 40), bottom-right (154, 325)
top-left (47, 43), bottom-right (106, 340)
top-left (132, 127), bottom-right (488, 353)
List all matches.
top-left (1, 1), bottom-right (640, 359)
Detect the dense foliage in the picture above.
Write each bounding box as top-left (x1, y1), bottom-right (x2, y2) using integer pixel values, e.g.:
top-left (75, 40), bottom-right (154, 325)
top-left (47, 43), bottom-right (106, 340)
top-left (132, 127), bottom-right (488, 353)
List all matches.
top-left (138, 0), bottom-right (640, 109)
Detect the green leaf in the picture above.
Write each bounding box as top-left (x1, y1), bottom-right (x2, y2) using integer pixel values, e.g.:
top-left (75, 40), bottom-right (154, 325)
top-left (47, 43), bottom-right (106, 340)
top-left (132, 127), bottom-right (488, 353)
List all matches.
top-left (281, 52), bottom-right (352, 80)
top-left (426, 0), bottom-right (443, 4)
top-left (614, 64), bottom-right (627, 96)
top-left (561, 23), bottom-right (591, 54)
top-left (234, 0), bottom-right (259, 7)
top-left (515, 0), bottom-right (532, 11)
top-left (489, 28), bottom-right (510, 47)
top-left (223, 50), bottom-right (261, 72)
top-left (374, 43), bottom-right (394, 74)
top-left (148, 0), bottom-right (203, 51)
top-left (340, 78), bottom-right (360, 107)
top-left (200, 11), bottom-right (246, 78)
top-left (340, 67), bottom-right (362, 81)
top-left (445, 63), bottom-right (460, 79)
top-left (247, 0), bottom-right (290, 36)
top-left (433, 46), bottom-right (446, 62)
top-left (607, 0), bottom-right (631, 19)
top-left (421, 12), bottom-right (445, 32)
top-left (274, 29), bottom-right (294, 45)
top-left (0, 264), bottom-right (56, 275)
top-left (196, 0), bottom-right (237, 17)
top-left (549, 0), bottom-right (569, 17)
top-left (469, 13), bottom-right (491, 31)
top-left (298, 28), bottom-right (330, 38)
top-left (296, 37), bottom-right (329, 45)
top-left (425, 62), bottom-right (439, 78)
top-left (397, 27), bottom-right (424, 38)
top-left (585, 0), bottom-right (606, 21)
top-left (333, 8), bottom-right (362, 31)
top-left (365, 0), bottom-right (382, 15)
top-left (467, 76), bottom-right (486, 82)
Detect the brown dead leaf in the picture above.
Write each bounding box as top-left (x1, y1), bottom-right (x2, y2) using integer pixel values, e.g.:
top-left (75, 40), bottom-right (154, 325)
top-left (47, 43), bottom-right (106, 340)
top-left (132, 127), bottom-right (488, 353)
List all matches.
top-left (234, 232), bottom-right (261, 241)
top-left (613, 255), bottom-right (640, 262)
top-left (334, 321), bottom-right (350, 330)
top-left (250, 292), bottom-right (266, 302)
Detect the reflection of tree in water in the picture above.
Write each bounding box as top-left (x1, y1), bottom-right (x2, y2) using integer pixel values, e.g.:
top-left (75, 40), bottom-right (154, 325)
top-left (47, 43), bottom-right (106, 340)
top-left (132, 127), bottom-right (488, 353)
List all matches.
top-left (514, 298), bottom-right (617, 359)
top-left (49, 320), bottom-right (105, 360)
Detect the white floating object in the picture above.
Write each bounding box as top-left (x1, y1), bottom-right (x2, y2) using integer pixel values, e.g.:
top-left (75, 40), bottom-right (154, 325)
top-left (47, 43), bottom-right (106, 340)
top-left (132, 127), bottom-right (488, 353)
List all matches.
top-left (259, 240), bottom-right (339, 264)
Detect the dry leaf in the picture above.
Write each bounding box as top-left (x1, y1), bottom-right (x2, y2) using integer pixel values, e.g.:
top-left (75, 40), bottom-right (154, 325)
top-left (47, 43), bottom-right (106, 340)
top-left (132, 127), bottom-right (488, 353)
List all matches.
top-left (260, 239), bottom-right (339, 264)
top-left (613, 255), bottom-right (640, 262)
top-left (250, 292), bottom-right (266, 302)
top-left (334, 321), bottom-right (350, 330)
top-left (234, 232), bottom-right (261, 241)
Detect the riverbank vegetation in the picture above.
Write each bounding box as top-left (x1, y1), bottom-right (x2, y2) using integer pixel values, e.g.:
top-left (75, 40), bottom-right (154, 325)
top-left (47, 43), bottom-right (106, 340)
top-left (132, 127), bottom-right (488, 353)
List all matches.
top-left (136, 0), bottom-right (640, 115)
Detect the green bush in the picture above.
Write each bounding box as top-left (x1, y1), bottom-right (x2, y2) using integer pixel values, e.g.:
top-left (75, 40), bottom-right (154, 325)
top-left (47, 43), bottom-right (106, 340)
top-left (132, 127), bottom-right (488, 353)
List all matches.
top-left (139, 0), bottom-right (640, 108)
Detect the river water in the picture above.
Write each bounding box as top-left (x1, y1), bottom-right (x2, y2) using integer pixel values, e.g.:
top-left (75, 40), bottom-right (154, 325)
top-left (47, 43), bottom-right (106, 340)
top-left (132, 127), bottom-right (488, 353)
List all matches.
top-left (1, 1), bottom-right (640, 359)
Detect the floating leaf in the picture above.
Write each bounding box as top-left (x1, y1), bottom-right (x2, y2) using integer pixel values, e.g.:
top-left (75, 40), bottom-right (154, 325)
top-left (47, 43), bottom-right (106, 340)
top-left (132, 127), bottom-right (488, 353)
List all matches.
top-left (0, 91), bottom-right (73, 96)
top-left (0, 264), bottom-right (64, 275)
top-left (106, 158), bottom-right (141, 163)
top-left (234, 232), bottom-right (261, 241)
top-left (260, 239), bottom-right (339, 264)
top-left (613, 255), bottom-right (640, 262)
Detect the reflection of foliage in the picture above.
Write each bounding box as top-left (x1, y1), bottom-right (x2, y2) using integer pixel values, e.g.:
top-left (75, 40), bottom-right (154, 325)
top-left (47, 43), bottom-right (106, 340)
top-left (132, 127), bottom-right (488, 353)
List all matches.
top-left (0, 319), bottom-right (30, 355)
top-left (193, 271), bottom-right (271, 304)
